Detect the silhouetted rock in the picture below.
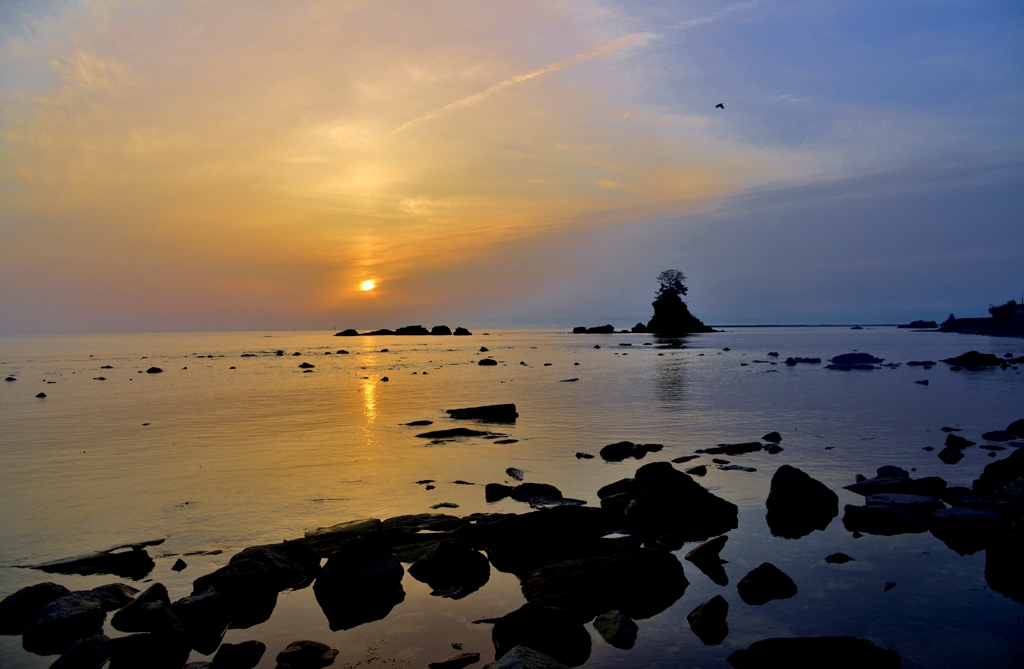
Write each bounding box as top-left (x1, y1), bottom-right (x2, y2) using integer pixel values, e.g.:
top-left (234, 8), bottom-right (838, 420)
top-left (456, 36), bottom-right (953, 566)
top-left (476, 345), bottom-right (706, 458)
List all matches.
top-left (519, 548), bottom-right (688, 622)
top-left (631, 323), bottom-right (648, 333)
top-left (427, 652), bottom-right (480, 669)
top-left (683, 536), bottom-right (729, 586)
top-left (687, 595), bottom-right (728, 645)
top-left (1008, 419), bottom-right (1024, 438)
top-left (942, 351), bottom-right (1004, 369)
top-left (906, 360), bottom-right (937, 366)
top-left (646, 294), bottom-right (713, 336)
top-left (478, 359), bottom-right (498, 366)
top-left (394, 325), bottom-right (430, 335)
top-left (408, 540), bottom-right (490, 599)
top-left (0, 582), bottom-right (70, 634)
top-left (431, 325), bottom-right (452, 335)
top-left (898, 320), bottom-right (938, 329)
top-left (842, 504), bottom-right (927, 535)
top-left (973, 448), bottom-right (1024, 493)
top-left (213, 640), bottom-right (266, 669)
top-left (697, 442), bottom-right (763, 456)
top-left (982, 430), bottom-right (1016, 442)
top-left (845, 473), bottom-right (946, 497)
top-left (985, 519), bottom-right (1024, 603)
top-left (275, 640), bottom-right (338, 669)
top-left (416, 427), bottom-right (498, 439)
top-left (171, 586), bottom-right (231, 655)
top-left (192, 559), bottom-right (278, 628)
top-left (454, 327), bottom-right (472, 336)
top-left (727, 637), bottom-right (901, 668)
top-left (762, 432), bottom-right (782, 443)
top-left (446, 404), bottom-right (518, 423)
top-left (298, 362), bottom-right (315, 369)
top-left (145, 367), bottom-right (163, 374)
top-left (939, 301), bottom-right (1024, 338)
top-left (491, 603), bottom-right (591, 667)
top-left (575, 452), bottom-right (594, 459)
top-left (228, 540), bottom-right (320, 590)
top-left (304, 518), bottom-right (383, 557)
top-left (488, 646), bottom-right (569, 669)
top-left (313, 533), bottom-right (405, 631)
top-left (784, 357), bottom-right (821, 365)
top-left (110, 583), bottom-right (170, 632)
top-left (34, 547), bottom-right (156, 580)
top-left (736, 563), bottom-right (797, 606)
top-left (50, 634), bottom-right (109, 669)
top-left (334, 329), bottom-right (359, 336)
top-left (825, 553), bottom-right (854, 564)
top-left (765, 465), bottom-right (839, 539)
top-left (939, 446), bottom-right (965, 464)
top-left (832, 353), bottom-right (883, 365)
top-left (107, 632), bottom-right (190, 669)
top-left (22, 591), bottom-right (106, 655)
top-left (592, 610), bottom-right (637, 649)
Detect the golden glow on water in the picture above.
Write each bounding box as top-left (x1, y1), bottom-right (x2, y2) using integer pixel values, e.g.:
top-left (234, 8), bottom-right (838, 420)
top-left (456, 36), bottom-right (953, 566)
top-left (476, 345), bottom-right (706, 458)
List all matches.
top-left (361, 377), bottom-right (377, 424)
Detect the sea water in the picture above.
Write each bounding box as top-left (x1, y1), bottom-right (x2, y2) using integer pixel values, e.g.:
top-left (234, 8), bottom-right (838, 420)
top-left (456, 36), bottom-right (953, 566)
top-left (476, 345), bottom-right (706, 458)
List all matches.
top-left (0, 327), bottom-right (1022, 668)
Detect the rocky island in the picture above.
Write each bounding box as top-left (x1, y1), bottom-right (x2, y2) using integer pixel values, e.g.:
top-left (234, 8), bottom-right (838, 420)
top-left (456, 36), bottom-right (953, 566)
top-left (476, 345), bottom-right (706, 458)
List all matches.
top-left (573, 270), bottom-right (715, 336)
top-left (939, 300), bottom-right (1024, 338)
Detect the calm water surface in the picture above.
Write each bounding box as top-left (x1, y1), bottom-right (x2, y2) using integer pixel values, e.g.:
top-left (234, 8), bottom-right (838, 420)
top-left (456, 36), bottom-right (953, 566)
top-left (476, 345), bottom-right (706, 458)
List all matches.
top-left (1, 327), bottom-right (1022, 668)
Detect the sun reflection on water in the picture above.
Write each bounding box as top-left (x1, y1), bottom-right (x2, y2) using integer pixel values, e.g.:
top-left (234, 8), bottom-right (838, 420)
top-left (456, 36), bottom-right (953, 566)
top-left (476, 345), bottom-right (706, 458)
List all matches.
top-left (361, 377), bottom-right (377, 424)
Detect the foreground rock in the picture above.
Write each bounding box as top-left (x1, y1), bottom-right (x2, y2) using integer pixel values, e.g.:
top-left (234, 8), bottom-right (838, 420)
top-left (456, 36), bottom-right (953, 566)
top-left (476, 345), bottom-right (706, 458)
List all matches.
top-left (275, 640), bottom-right (338, 669)
top-left (90, 583), bottom-right (138, 612)
top-left (107, 631), bottom-right (191, 669)
top-left (973, 448), bottom-right (1024, 493)
top-left (22, 591), bottom-right (106, 655)
top-left (447, 404), bottom-right (519, 423)
top-left (171, 586), bottom-right (231, 655)
top-left (985, 519), bottom-right (1024, 603)
top-left (687, 595), bottom-right (729, 645)
top-left (304, 518), bottom-right (383, 557)
top-left (592, 610), bottom-right (637, 649)
top-left (214, 640), bottom-right (267, 669)
top-left (33, 544), bottom-right (158, 580)
top-left (408, 540), bottom-right (490, 599)
top-left (0, 582), bottom-right (70, 634)
top-left (50, 634), bottom-right (109, 669)
top-left (428, 651), bottom-right (480, 669)
top-left (488, 646), bottom-right (569, 669)
top-left (519, 548), bottom-right (689, 622)
top-left (192, 559), bottom-right (278, 628)
top-left (683, 536), bottom-right (729, 586)
top-left (228, 540), bottom-right (320, 590)
top-left (313, 533), bottom-right (405, 631)
top-left (765, 465), bottom-right (839, 539)
top-left (736, 563), bottom-right (797, 606)
top-left (110, 583), bottom-right (171, 632)
top-left (727, 636), bottom-right (901, 668)
top-left (491, 603), bottom-right (591, 667)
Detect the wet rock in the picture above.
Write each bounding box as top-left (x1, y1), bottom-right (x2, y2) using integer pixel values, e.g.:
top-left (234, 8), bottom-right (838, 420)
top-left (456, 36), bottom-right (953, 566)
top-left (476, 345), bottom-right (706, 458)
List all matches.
top-left (229, 539), bottom-right (320, 590)
top-left (599, 441), bottom-right (638, 462)
top-left (765, 465), bottom-right (839, 539)
top-left (736, 563), bottom-right (797, 605)
top-left (983, 430), bottom-right (1017, 442)
top-left (509, 483), bottom-right (584, 509)
top-left (865, 493), bottom-right (944, 515)
top-left (85, 584), bottom-right (135, 615)
top-left (683, 535), bottom-right (728, 585)
top-left (417, 427), bottom-right (498, 439)
top-left (506, 468), bottom-right (525, 481)
top-left (145, 367), bottom-right (163, 374)
top-left (304, 518), bottom-right (382, 557)
top-left (22, 591), bottom-right (106, 655)
top-left (672, 455), bottom-right (700, 464)
top-left (592, 610), bottom-right (638, 649)
top-left (727, 636), bottom-right (901, 668)
top-left (941, 351), bottom-right (1004, 368)
top-left (842, 504), bottom-right (927, 535)
top-left (478, 359), bottom-right (498, 366)
top-left (454, 327), bottom-right (472, 336)
top-left (697, 442), bottom-right (763, 456)
top-left (172, 559), bottom-right (187, 572)
top-left (486, 483), bottom-right (516, 502)
top-left (274, 640), bottom-right (338, 669)
top-left (973, 448), bottom-right (1024, 493)
top-left (192, 559), bottom-right (279, 628)
top-left (34, 547), bottom-right (156, 580)
top-left (946, 433), bottom-right (976, 448)
top-left (107, 632), bottom-right (190, 669)
top-left (431, 325), bottom-right (453, 335)
top-left (845, 474), bottom-right (946, 497)
top-left (519, 548), bottom-right (688, 622)
top-left (824, 553), bottom-right (854, 564)
top-left (784, 357), bottom-right (821, 365)
top-left (313, 533), bottom-right (405, 631)
top-left (685, 465), bottom-right (707, 476)
top-left (761, 432), bottom-right (782, 443)
top-left (428, 651), bottom-right (480, 669)
top-left (488, 646), bottom-right (569, 669)
top-left (408, 540), bottom-right (490, 599)
top-left (171, 585), bottom-right (231, 655)
top-left (50, 634), bottom-right (109, 669)
top-left (380, 514), bottom-right (472, 562)
top-left (928, 507), bottom-right (1005, 555)
top-left (686, 595), bottom-right (728, 645)
top-left (938, 446), bottom-right (965, 464)
top-left (764, 444), bottom-right (784, 454)
top-left (830, 353), bottom-right (883, 365)
top-left (110, 583), bottom-right (169, 633)
top-left (213, 640), bottom-right (267, 669)
top-left (491, 603), bottom-right (591, 667)
top-left (0, 582), bottom-right (71, 634)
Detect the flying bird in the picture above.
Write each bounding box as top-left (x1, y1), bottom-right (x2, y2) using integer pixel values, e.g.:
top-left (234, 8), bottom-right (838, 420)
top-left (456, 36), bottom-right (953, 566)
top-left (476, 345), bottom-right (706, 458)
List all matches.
top-left (715, 103), bottom-right (725, 109)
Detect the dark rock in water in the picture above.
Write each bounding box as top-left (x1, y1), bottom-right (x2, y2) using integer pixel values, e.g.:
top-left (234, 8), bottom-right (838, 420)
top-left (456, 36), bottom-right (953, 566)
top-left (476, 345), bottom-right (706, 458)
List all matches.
top-left (36, 392), bottom-right (47, 398)
top-left (898, 320), bottom-right (939, 329)
top-left (172, 559), bottom-right (187, 572)
top-left (876, 466), bottom-right (909, 478)
top-left (914, 380), bottom-right (929, 385)
top-left (34, 546), bottom-right (156, 580)
top-left (519, 548), bottom-right (688, 622)
top-left (672, 455), bottom-right (700, 464)
top-left (939, 445), bottom-right (965, 464)
top-left (313, 533), bottom-right (405, 631)
top-left (192, 559), bottom-right (278, 628)
top-left (765, 465), bottom-right (839, 539)
top-left (727, 636), bottom-right (901, 668)
top-left (506, 467), bottom-right (525, 481)
top-left (506, 483), bottom-right (583, 509)
top-left (304, 518), bottom-right (382, 557)
top-left (171, 586), bottom-right (231, 655)
top-left (494, 439), bottom-right (519, 444)
top-left (478, 358), bottom-right (498, 366)
top-left (907, 360), bottom-right (937, 366)
top-left (110, 583), bottom-right (170, 632)
top-left (107, 632), bottom-right (190, 669)
top-left (336, 350), bottom-right (348, 354)
top-left (697, 442), bottom-right (763, 456)
top-left (1007, 419), bottom-right (1024, 438)
top-left (866, 493), bottom-right (944, 515)
top-left (928, 507), bottom-right (1005, 555)
top-left (825, 553), bottom-right (854, 564)
top-left (842, 504), bottom-right (927, 535)
top-left (719, 465), bottom-right (756, 472)
top-left (394, 325), bottom-right (430, 335)
top-left (22, 591), bottom-right (106, 655)
top-left (335, 329), bottom-right (359, 336)
top-left (826, 363), bottom-right (876, 371)
top-left (784, 357), bottom-right (821, 365)
top-left (88, 583), bottom-right (137, 613)
top-left (0, 582), bottom-right (71, 634)
top-left (213, 640), bottom-right (266, 669)
top-left (599, 441), bottom-right (636, 462)
top-left (985, 520), bottom-right (1024, 603)
top-left (275, 640), bottom-right (338, 669)
top-left (431, 325), bottom-right (453, 335)
top-left (454, 327), bottom-right (472, 336)
top-left (446, 403), bottom-right (518, 423)
top-left (982, 430), bottom-right (1016, 442)
top-left (687, 595), bottom-right (729, 645)
top-left (845, 474), bottom-right (946, 497)
top-left (417, 427), bottom-right (496, 439)
top-left (491, 603), bottom-right (591, 667)
top-left (736, 563), bottom-right (797, 605)
top-left (427, 652), bottom-right (480, 669)
top-left (575, 452), bottom-right (594, 459)
top-left (646, 287), bottom-right (714, 335)
top-left (228, 539), bottom-right (320, 590)
top-left (883, 581), bottom-right (897, 592)
top-left (574, 324), bottom-right (615, 334)
top-left (50, 634), bottom-right (109, 669)
top-left (488, 646), bottom-right (569, 669)
top-left (479, 346), bottom-right (489, 352)
top-left (631, 322), bottom-right (648, 333)
top-left (592, 610), bottom-right (637, 649)
top-left (408, 540), bottom-right (490, 599)
top-left (379, 513), bottom-right (471, 562)
top-left (406, 420), bottom-right (433, 426)
top-left (761, 432), bottom-right (782, 443)
top-left (973, 448), bottom-right (1024, 493)
top-left (831, 353), bottom-right (883, 365)
top-left (145, 367), bottom-right (163, 374)
top-left (298, 362), bottom-right (315, 369)
top-left (942, 350), bottom-right (1005, 369)
top-left (764, 444), bottom-right (784, 454)
top-left (684, 536), bottom-right (728, 585)
top-left (946, 433), bottom-right (975, 448)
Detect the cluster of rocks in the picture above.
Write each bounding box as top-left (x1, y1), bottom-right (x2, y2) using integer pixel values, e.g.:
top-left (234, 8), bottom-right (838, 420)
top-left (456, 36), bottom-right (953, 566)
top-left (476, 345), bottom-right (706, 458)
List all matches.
top-left (897, 320), bottom-right (938, 329)
top-left (335, 325), bottom-right (472, 336)
top-left (942, 350), bottom-right (1022, 371)
top-left (826, 353), bottom-right (883, 371)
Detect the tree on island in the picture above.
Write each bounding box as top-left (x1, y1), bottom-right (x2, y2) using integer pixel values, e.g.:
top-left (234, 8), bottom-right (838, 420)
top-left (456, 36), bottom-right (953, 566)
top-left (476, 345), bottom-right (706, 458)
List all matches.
top-left (646, 269), bottom-right (714, 336)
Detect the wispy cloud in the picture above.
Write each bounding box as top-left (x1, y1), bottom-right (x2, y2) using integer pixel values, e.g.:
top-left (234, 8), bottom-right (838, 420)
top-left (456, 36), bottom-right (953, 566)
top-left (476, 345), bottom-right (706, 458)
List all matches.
top-left (668, 1), bottom-right (759, 30)
top-left (392, 32), bottom-right (656, 134)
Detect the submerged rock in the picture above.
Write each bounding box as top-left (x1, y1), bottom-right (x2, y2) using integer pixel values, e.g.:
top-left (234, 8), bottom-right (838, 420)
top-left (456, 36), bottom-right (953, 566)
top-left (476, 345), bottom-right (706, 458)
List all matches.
top-left (592, 610), bottom-right (637, 649)
top-left (408, 540), bottom-right (490, 599)
top-left (824, 553), bottom-right (854, 564)
top-left (736, 563), bottom-right (797, 606)
top-left (275, 640), bottom-right (338, 669)
top-left (765, 465), bottom-right (839, 539)
top-left (686, 595), bottom-right (729, 645)
top-left (491, 603), bottom-right (591, 667)
top-left (312, 533), bottom-right (405, 631)
top-left (684, 535), bottom-right (729, 586)
top-left (727, 636), bottom-right (901, 668)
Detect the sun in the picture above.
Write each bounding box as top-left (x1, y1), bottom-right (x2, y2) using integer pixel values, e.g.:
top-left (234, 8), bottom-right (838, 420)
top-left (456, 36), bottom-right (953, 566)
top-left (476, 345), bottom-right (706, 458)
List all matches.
top-left (360, 279), bottom-right (377, 291)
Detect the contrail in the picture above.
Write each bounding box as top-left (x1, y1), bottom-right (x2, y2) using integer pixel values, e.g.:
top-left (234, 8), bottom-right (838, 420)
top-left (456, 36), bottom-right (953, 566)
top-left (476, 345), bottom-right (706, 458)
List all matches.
top-left (392, 32), bottom-right (655, 134)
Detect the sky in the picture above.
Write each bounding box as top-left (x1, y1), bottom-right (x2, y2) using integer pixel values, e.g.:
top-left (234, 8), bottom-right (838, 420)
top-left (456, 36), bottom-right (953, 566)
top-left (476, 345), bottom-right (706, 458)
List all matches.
top-left (1, 0), bottom-right (1022, 333)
